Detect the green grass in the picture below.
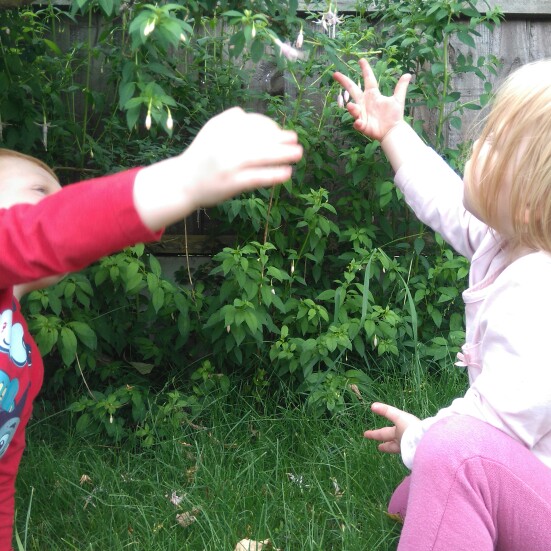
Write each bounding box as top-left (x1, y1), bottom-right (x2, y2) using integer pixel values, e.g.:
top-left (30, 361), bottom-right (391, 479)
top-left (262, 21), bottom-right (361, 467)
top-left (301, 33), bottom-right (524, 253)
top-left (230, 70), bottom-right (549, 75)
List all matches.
top-left (15, 364), bottom-right (467, 550)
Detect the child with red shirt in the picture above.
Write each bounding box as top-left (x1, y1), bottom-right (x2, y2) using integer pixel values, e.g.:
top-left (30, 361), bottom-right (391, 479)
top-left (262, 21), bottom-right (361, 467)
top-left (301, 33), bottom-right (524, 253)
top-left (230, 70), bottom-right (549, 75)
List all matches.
top-left (0, 106), bottom-right (303, 550)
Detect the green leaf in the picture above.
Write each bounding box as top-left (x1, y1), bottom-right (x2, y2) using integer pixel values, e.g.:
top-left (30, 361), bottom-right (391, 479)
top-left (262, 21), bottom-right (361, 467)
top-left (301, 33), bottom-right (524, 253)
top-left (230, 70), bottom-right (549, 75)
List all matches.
top-left (119, 82), bottom-right (136, 110)
top-left (431, 62), bottom-right (445, 75)
top-left (229, 31), bottom-right (246, 58)
top-left (244, 311), bottom-right (259, 334)
top-left (75, 413), bottom-right (91, 433)
top-left (43, 39), bottom-right (62, 56)
top-left (152, 287), bottom-right (165, 313)
top-left (97, 0), bottom-right (114, 16)
top-left (457, 30), bottom-right (476, 49)
top-left (222, 10), bottom-right (245, 17)
top-left (177, 311), bottom-right (190, 341)
top-left (126, 105), bottom-right (141, 130)
top-left (68, 322), bottom-right (97, 350)
top-left (59, 327), bottom-right (78, 366)
top-left (36, 325), bottom-right (59, 356)
top-left (149, 255), bottom-right (162, 277)
top-left (129, 361), bottom-right (154, 374)
top-left (251, 37), bottom-right (265, 63)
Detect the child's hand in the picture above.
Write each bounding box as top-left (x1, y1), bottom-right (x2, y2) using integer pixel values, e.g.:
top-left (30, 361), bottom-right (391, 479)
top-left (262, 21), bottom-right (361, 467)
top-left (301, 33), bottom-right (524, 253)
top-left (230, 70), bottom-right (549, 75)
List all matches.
top-left (181, 107), bottom-right (303, 208)
top-left (364, 402), bottom-right (420, 454)
top-left (134, 107), bottom-right (303, 231)
top-left (333, 58), bottom-right (411, 143)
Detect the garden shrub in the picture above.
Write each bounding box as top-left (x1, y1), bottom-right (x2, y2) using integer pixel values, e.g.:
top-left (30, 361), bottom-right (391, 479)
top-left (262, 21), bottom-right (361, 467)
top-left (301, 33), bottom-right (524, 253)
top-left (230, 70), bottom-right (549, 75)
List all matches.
top-left (6, 0), bottom-right (503, 440)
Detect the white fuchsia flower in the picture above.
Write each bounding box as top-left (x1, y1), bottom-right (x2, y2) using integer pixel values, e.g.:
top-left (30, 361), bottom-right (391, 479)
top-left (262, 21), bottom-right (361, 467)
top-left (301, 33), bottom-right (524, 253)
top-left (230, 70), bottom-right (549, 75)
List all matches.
top-left (145, 113), bottom-right (152, 130)
top-left (295, 26), bottom-right (304, 49)
top-left (316, 4), bottom-right (344, 39)
top-left (144, 19), bottom-right (156, 37)
top-left (337, 91), bottom-right (344, 108)
top-left (273, 37), bottom-right (307, 62)
top-left (166, 108), bottom-right (174, 130)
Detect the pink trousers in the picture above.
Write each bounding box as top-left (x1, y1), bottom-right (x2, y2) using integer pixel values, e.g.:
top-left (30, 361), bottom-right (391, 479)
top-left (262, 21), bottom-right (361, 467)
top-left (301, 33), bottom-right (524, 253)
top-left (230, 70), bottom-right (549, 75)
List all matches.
top-left (388, 415), bottom-right (551, 551)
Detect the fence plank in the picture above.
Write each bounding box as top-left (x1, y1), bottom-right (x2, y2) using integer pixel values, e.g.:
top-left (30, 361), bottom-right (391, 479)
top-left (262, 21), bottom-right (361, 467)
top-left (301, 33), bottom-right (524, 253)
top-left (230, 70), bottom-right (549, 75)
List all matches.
top-left (299, 0), bottom-right (551, 15)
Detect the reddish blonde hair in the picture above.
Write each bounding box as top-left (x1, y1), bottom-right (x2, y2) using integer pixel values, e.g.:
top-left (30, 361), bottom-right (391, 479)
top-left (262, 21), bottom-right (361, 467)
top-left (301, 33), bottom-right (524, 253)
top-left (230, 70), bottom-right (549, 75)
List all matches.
top-left (0, 148), bottom-right (59, 182)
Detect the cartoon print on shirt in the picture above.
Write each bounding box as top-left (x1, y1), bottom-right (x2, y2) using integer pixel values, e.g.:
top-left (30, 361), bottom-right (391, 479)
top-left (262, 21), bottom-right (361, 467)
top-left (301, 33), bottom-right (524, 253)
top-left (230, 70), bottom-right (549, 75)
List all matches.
top-left (0, 302), bottom-right (32, 457)
top-left (0, 303), bottom-right (32, 368)
top-left (0, 386), bottom-right (27, 459)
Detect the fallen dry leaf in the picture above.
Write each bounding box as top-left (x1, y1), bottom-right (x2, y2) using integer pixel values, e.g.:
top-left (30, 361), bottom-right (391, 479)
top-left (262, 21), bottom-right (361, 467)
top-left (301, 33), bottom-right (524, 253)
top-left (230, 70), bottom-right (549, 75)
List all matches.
top-left (176, 508), bottom-right (200, 528)
top-left (234, 539), bottom-right (279, 551)
top-left (348, 383), bottom-right (363, 401)
top-left (330, 476), bottom-right (344, 498)
top-left (79, 474), bottom-right (92, 486)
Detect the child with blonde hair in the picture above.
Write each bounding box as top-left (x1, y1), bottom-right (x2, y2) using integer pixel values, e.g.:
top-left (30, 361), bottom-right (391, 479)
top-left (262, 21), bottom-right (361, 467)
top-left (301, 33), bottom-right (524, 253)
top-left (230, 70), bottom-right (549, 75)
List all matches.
top-left (0, 107), bottom-right (302, 550)
top-left (334, 59), bottom-right (551, 550)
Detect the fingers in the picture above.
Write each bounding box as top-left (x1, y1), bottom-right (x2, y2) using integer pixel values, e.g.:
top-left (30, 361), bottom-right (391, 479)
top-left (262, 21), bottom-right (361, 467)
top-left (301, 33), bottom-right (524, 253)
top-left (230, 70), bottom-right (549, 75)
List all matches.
top-left (371, 402), bottom-right (406, 424)
top-left (231, 166), bottom-right (294, 191)
top-left (378, 441), bottom-right (401, 454)
top-left (359, 58), bottom-right (378, 90)
top-left (363, 426), bottom-right (396, 442)
top-left (278, 129), bottom-right (301, 145)
top-left (364, 426), bottom-right (401, 454)
top-left (333, 71), bottom-right (363, 104)
top-left (242, 143), bottom-right (303, 168)
top-left (393, 73), bottom-right (412, 107)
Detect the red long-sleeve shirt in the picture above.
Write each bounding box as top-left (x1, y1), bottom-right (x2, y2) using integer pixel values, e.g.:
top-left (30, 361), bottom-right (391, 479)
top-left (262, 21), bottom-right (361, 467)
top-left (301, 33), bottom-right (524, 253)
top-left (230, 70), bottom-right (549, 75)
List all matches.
top-left (0, 168), bottom-right (162, 549)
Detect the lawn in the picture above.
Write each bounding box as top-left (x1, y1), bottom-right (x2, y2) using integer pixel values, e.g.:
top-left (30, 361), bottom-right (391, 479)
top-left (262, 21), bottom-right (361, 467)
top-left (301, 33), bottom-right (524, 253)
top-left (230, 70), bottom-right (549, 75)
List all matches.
top-left (15, 363), bottom-right (467, 550)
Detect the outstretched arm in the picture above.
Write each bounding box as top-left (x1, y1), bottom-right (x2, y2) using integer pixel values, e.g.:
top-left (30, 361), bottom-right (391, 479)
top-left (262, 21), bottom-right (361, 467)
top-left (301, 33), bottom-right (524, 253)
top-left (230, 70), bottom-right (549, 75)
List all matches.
top-left (133, 107), bottom-right (303, 232)
top-left (333, 58), bottom-right (425, 172)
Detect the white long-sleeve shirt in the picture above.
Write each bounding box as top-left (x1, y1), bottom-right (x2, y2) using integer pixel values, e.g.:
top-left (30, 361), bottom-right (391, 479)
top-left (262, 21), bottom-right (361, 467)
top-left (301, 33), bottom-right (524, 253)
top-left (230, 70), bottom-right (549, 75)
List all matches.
top-left (397, 146), bottom-right (551, 470)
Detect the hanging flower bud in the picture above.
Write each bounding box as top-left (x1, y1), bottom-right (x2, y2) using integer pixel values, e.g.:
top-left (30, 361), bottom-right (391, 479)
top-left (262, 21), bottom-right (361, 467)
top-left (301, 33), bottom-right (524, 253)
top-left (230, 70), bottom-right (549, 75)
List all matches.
top-left (109, 414), bottom-right (114, 424)
top-left (373, 335), bottom-right (378, 348)
top-left (251, 23), bottom-right (256, 39)
top-left (145, 113), bottom-right (152, 130)
top-left (290, 260), bottom-right (295, 275)
top-left (166, 108), bottom-right (173, 130)
top-left (295, 26), bottom-right (304, 49)
top-left (226, 325), bottom-right (231, 333)
top-left (144, 19), bottom-right (155, 37)
top-left (180, 33), bottom-right (187, 42)
top-left (343, 90), bottom-right (350, 103)
top-left (337, 91), bottom-right (344, 108)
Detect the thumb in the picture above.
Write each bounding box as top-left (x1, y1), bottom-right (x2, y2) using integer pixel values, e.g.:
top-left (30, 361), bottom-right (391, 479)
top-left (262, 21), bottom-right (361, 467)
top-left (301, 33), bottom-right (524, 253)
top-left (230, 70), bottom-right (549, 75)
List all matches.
top-left (393, 73), bottom-right (412, 108)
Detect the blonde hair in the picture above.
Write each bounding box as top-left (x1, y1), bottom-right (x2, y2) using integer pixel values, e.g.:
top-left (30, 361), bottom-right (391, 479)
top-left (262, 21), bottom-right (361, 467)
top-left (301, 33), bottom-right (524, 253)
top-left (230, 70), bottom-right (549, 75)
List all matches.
top-left (0, 148), bottom-right (59, 182)
top-left (470, 59), bottom-right (551, 253)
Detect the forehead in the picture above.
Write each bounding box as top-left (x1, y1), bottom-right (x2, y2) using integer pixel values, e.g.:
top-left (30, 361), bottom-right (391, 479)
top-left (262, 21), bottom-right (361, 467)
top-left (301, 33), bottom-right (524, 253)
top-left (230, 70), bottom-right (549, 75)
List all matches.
top-left (0, 156), bottom-right (59, 187)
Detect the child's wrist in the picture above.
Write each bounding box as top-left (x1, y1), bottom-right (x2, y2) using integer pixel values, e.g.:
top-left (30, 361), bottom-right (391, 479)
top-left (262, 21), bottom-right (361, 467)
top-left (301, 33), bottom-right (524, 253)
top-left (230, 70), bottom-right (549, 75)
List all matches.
top-left (380, 120), bottom-right (408, 148)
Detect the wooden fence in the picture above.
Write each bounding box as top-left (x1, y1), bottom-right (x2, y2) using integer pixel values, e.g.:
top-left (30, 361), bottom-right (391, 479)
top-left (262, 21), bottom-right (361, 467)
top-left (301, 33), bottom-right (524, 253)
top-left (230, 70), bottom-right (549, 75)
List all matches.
top-left (159, 1), bottom-right (551, 256)
top-left (16, 2), bottom-right (551, 260)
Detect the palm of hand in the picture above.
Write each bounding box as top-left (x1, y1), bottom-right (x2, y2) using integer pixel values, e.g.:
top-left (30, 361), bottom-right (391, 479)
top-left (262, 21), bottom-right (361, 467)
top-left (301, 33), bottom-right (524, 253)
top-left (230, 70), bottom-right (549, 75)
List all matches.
top-left (333, 58), bottom-right (411, 142)
top-left (353, 88), bottom-right (405, 141)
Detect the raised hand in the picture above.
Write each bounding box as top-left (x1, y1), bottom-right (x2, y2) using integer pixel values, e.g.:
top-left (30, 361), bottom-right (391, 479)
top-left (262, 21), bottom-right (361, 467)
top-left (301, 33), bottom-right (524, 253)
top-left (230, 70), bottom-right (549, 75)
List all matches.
top-left (333, 58), bottom-right (411, 142)
top-left (133, 107), bottom-right (303, 231)
top-left (364, 402), bottom-right (420, 454)
top-left (182, 107), bottom-right (303, 207)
